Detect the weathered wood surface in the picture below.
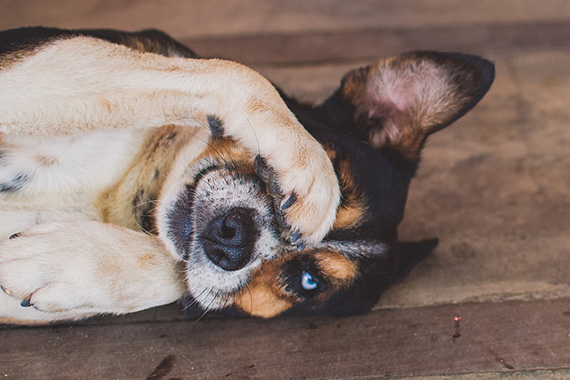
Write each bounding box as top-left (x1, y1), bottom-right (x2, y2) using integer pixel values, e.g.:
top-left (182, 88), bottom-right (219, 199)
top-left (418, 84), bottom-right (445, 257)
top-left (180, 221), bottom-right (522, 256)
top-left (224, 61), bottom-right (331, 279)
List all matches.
top-left (2, 0), bottom-right (570, 39)
top-left (1, 1), bottom-right (570, 379)
top-left (186, 21), bottom-right (570, 67)
top-left (1, 299), bottom-right (570, 379)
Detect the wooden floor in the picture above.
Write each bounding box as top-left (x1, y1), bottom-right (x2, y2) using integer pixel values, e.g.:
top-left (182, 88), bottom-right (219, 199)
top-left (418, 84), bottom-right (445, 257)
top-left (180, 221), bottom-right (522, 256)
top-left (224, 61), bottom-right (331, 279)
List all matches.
top-left (2, 299), bottom-right (570, 379)
top-left (2, 1), bottom-right (570, 379)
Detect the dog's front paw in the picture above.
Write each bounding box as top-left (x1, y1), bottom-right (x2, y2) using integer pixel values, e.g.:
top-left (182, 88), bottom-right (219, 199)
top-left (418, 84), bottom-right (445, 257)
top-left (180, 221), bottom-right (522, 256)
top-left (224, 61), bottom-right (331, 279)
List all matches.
top-left (0, 222), bottom-right (184, 316)
top-left (206, 62), bottom-right (341, 246)
top-left (0, 223), bottom-right (108, 313)
top-left (254, 137), bottom-right (340, 247)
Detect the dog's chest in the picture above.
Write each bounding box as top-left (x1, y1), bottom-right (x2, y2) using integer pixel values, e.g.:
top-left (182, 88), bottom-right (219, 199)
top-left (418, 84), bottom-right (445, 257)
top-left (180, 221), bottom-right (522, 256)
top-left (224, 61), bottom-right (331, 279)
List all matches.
top-left (0, 129), bottom-right (145, 237)
top-left (1, 129), bottom-right (145, 196)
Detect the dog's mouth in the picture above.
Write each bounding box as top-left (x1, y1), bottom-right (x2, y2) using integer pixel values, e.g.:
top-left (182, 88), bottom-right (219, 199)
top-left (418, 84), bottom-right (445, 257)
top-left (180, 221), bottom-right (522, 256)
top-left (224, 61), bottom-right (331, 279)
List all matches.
top-left (159, 158), bottom-right (281, 311)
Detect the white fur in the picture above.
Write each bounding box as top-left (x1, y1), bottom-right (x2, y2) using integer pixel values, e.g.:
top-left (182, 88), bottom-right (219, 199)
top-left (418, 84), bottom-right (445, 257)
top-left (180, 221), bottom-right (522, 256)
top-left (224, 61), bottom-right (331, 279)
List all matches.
top-left (0, 34), bottom-right (340, 323)
top-left (0, 222), bottom-right (186, 322)
top-left (0, 37), bottom-right (339, 244)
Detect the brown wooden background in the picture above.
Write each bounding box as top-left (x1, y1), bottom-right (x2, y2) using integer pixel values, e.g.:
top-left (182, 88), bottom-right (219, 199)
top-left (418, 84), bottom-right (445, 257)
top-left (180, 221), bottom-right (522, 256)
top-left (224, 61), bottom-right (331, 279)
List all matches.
top-left (1, 1), bottom-right (570, 378)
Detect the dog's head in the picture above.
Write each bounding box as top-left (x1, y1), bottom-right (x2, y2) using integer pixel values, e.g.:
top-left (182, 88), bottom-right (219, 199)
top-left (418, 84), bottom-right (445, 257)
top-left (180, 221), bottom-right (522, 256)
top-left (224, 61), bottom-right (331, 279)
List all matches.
top-left (158, 51), bottom-right (494, 318)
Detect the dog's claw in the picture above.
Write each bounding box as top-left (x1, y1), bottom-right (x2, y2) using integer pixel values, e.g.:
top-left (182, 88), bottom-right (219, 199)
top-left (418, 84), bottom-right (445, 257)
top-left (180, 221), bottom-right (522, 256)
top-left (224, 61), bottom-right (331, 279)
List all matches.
top-left (254, 155), bottom-right (270, 182)
top-left (275, 211), bottom-right (290, 232)
top-left (256, 146), bottom-right (339, 244)
top-left (280, 193), bottom-right (297, 210)
top-left (20, 297), bottom-right (32, 307)
top-left (296, 241), bottom-right (307, 251)
top-left (267, 176), bottom-right (282, 197)
top-left (8, 232), bottom-right (22, 240)
top-left (255, 155), bottom-right (284, 197)
top-left (0, 284), bottom-right (12, 296)
top-left (256, 155), bottom-right (299, 237)
top-left (290, 231), bottom-right (302, 245)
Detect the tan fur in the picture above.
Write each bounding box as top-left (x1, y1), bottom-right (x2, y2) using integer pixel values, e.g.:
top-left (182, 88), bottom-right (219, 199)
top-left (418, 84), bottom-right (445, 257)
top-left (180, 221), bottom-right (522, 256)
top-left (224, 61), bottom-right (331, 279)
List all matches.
top-left (236, 283), bottom-right (293, 318)
top-left (234, 249), bottom-right (358, 318)
top-left (36, 155), bottom-right (59, 167)
top-left (193, 137), bottom-right (253, 170)
top-left (235, 258), bottom-right (294, 318)
top-left (0, 36), bottom-right (339, 244)
top-left (334, 203), bottom-right (366, 230)
top-left (0, 31), bottom-right (341, 324)
top-left (315, 251), bottom-right (357, 284)
top-left (333, 158), bottom-right (368, 230)
top-left (98, 125), bottom-right (194, 232)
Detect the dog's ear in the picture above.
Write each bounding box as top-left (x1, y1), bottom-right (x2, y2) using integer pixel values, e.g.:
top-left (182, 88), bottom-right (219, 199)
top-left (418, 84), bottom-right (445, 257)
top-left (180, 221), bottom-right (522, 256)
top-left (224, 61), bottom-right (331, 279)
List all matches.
top-left (325, 51), bottom-right (494, 168)
top-left (394, 238), bottom-right (439, 282)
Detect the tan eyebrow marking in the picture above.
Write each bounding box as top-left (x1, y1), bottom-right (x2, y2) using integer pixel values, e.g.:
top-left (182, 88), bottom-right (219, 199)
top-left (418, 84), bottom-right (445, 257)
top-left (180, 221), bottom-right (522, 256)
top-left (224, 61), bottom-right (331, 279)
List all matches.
top-left (315, 251), bottom-right (357, 284)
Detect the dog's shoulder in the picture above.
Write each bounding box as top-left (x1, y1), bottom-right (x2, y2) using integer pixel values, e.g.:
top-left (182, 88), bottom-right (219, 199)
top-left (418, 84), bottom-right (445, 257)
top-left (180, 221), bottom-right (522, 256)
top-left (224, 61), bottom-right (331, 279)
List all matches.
top-left (0, 26), bottom-right (197, 68)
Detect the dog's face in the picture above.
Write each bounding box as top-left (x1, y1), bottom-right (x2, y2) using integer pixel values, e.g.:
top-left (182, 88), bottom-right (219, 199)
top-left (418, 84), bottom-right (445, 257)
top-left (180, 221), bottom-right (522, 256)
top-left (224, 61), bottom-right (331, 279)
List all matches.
top-left (158, 51), bottom-right (494, 318)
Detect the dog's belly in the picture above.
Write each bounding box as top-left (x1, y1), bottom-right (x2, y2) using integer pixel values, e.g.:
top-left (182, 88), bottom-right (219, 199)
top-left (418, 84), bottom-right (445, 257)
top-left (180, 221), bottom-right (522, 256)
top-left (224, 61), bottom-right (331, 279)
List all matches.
top-left (0, 129), bottom-right (146, 238)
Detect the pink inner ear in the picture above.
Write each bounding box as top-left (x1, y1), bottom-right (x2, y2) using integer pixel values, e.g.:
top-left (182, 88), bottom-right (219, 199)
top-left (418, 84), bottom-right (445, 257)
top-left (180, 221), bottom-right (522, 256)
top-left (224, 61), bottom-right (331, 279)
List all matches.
top-left (367, 93), bottom-right (411, 121)
top-left (365, 92), bottom-right (412, 148)
top-left (368, 75), bottom-right (417, 116)
top-left (383, 88), bottom-right (413, 113)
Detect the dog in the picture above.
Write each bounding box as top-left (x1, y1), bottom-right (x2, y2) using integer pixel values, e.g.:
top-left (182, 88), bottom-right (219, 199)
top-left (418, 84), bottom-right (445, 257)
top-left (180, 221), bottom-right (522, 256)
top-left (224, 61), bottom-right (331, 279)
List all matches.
top-left (0, 27), bottom-right (494, 324)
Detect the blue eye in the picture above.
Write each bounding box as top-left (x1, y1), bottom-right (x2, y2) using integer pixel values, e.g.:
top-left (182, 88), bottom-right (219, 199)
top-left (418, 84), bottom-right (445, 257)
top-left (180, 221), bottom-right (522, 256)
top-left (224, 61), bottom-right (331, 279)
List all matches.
top-left (301, 271), bottom-right (318, 291)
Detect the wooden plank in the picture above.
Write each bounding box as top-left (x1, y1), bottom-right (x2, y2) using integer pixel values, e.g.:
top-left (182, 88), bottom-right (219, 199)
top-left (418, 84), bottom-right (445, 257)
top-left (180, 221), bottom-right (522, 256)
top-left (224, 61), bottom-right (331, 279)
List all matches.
top-left (184, 21), bottom-right (570, 67)
top-left (1, 299), bottom-right (570, 379)
top-left (2, 0), bottom-right (570, 39)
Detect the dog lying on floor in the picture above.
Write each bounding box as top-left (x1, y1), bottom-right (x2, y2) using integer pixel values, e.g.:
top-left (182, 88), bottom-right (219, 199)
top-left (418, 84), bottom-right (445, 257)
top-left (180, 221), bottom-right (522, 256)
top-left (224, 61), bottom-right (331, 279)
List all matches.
top-left (0, 27), bottom-right (494, 324)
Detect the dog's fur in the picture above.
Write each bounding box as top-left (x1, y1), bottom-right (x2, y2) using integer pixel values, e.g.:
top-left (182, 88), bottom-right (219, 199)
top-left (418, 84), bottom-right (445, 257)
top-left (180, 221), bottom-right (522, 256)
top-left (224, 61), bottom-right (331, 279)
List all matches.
top-left (0, 27), bottom-right (494, 324)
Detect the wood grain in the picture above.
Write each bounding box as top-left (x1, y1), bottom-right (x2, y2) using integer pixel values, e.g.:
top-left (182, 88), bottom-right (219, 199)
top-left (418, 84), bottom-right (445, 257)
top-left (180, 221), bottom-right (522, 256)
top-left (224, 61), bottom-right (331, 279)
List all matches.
top-left (1, 299), bottom-right (570, 379)
top-left (2, 0), bottom-right (570, 39)
top-left (184, 21), bottom-right (570, 67)
top-left (1, 2), bottom-right (570, 379)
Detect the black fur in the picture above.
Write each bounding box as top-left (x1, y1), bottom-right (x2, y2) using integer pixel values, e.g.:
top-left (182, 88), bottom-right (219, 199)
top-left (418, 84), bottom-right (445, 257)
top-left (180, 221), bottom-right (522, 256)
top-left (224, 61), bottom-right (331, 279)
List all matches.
top-left (156, 38), bottom-right (492, 317)
top-left (132, 188), bottom-right (157, 233)
top-left (0, 27), bottom-right (199, 63)
top-left (207, 115), bottom-right (225, 138)
top-left (1, 27), bottom-right (493, 318)
top-left (165, 184), bottom-right (195, 261)
top-left (0, 173), bottom-right (29, 193)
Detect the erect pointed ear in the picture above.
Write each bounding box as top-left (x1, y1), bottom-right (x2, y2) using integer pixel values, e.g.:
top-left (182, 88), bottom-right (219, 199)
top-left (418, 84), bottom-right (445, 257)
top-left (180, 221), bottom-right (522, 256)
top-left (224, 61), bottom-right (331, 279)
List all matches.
top-left (327, 51), bottom-right (494, 167)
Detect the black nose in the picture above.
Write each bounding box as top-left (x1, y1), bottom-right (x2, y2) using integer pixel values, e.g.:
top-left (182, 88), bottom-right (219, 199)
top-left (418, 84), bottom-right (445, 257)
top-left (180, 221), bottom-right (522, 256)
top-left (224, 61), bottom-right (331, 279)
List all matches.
top-left (200, 207), bottom-right (259, 271)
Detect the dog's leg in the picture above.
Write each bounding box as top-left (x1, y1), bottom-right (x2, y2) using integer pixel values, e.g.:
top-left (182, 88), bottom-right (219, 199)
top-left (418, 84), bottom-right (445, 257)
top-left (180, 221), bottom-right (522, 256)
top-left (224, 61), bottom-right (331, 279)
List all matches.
top-left (0, 221), bottom-right (186, 323)
top-left (0, 36), bottom-right (339, 244)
